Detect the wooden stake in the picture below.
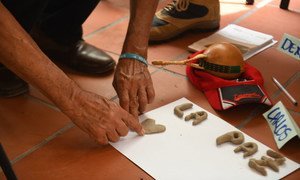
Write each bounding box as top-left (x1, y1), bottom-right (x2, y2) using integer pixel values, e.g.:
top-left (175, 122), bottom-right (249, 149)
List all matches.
top-left (152, 54), bottom-right (207, 66)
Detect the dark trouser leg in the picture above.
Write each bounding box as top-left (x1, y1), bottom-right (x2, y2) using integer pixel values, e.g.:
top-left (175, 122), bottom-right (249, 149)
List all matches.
top-left (2, 0), bottom-right (114, 75)
top-left (2, 0), bottom-right (100, 44)
top-left (1, 0), bottom-right (49, 33)
top-left (0, 1), bottom-right (39, 97)
top-left (33, 0), bottom-right (116, 75)
top-left (39, 0), bottom-right (100, 45)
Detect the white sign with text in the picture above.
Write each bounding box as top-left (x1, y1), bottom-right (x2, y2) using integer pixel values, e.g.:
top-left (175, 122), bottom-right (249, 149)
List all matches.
top-left (263, 101), bottom-right (300, 149)
top-left (277, 33), bottom-right (300, 61)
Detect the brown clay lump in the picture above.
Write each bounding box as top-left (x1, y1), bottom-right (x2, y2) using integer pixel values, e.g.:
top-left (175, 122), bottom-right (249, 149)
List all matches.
top-left (249, 158), bottom-right (267, 176)
top-left (216, 131), bottom-right (244, 145)
top-left (174, 103), bottom-right (193, 118)
top-left (248, 150), bottom-right (286, 176)
top-left (141, 118), bottom-right (166, 134)
top-left (184, 111), bottom-right (208, 125)
top-left (267, 149), bottom-right (285, 161)
top-left (234, 142), bottom-right (258, 158)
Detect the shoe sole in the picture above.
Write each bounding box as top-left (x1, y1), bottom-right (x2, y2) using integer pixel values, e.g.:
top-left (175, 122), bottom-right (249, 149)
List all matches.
top-left (150, 19), bottom-right (220, 42)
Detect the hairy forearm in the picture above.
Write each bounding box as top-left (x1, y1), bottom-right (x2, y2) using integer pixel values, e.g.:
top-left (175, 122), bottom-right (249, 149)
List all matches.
top-left (0, 3), bottom-right (79, 110)
top-left (122, 0), bottom-right (159, 57)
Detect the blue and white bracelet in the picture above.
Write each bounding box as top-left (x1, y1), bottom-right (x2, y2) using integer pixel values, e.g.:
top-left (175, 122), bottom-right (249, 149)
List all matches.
top-left (119, 53), bottom-right (148, 66)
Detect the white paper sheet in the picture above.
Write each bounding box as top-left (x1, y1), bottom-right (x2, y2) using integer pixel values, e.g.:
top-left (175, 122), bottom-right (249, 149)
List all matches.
top-left (111, 98), bottom-right (299, 180)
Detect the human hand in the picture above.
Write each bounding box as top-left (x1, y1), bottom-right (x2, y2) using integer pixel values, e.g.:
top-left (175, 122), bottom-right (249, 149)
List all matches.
top-left (113, 59), bottom-right (155, 118)
top-left (61, 89), bottom-right (144, 145)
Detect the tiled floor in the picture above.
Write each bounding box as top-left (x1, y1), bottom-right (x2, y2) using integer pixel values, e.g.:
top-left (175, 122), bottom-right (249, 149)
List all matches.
top-left (1, 0), bottom-right (299, 179)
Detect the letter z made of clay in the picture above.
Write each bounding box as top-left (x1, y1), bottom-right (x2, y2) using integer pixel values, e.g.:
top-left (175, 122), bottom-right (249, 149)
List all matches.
top-left (216, 131), bottom-right (244, 145)
top-left (174, 103), bottom-right (193, 118)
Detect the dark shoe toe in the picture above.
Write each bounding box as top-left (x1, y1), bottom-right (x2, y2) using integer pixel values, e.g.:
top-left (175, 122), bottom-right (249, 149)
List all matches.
top-left (72, 41), bottom-right (116, 74)
top-left (31, 28), bottom-right (116, 75)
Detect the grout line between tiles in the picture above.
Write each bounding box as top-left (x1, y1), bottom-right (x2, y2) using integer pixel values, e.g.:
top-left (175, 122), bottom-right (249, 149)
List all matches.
top-left (83, 15), bottom-right (129, 40)
top-left (10, 122), bottom-right (75, 165)
top-left (272, 71), bottom-right (300, 99)
top-left (25, 94), bottom-right (60, 112)
top-left (236, 105), bottom-right (268, 129)
top-left (160, 67), bottom-right (188, 79)
top-left (232, 0), bottom-right (273, 24)
top-left (289, 109), bottom-right (300, 116)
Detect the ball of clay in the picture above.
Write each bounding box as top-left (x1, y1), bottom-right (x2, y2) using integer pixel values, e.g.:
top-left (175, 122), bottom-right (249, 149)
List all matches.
top-left (203, 42), bottom-right (245, 79)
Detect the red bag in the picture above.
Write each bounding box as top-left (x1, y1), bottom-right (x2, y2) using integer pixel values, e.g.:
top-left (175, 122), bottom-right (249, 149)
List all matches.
top-left (186, 51), bottom-right (272, 110)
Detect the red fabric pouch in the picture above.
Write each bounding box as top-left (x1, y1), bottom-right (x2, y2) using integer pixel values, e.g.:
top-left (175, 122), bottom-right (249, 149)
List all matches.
top-left (186, 51), bottom-right (272, 110)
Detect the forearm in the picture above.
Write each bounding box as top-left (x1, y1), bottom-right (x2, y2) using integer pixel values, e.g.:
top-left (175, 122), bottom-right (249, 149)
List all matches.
top-left (122, 0), bottom-right (159, 58)
top-left (0, 3), bottom-right (79, 110)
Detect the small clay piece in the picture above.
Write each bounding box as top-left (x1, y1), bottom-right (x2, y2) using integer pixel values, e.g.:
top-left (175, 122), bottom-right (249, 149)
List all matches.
top-left (261, 156), bottom-right (280, 172)
top-left (141, 118), bottom-right (166, 134)
top-left (248, 158), bottom-right (267, 176)
top-left (174, 103), bottom-right (193, 118)
top-left (184, 111), bottom-right (208, 125)
top-left (275, 158), bottom-right (286, 165)
top-left (234, 142), bottom-right (258, 157)
top-left (216, 131), bottom-right (244, 145)
top-left (267, 149), bottom-right (285, 160)
top-left (248, 151), bottom-right (286, 176)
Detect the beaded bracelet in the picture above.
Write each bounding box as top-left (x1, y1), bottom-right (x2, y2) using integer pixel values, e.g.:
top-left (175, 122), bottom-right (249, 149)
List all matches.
top-left (119, 53), bottom-right (148, 66)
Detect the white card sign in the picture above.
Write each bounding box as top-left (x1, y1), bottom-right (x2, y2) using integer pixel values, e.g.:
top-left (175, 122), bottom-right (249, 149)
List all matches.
top-left (263, 101), bottom-right (300, 149)
top-left (277, 33), bottom-right (300, 60)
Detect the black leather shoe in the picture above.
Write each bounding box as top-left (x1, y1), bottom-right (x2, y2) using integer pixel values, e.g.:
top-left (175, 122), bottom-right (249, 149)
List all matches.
top-left (31, 30), bottom-right (116, 74)
top-left (0, 66), bottom-right (29, 98)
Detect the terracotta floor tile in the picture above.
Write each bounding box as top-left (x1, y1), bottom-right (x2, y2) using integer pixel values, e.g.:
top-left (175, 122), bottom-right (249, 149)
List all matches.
top-left (2, 128), bottom-right (153, 180)
top-left (220, 0), bottom-right (256, 26)
top-left (83, 0), bottom-right (129, 36)
top-left (85, 19), bottom-right (128, 55)
top-left (28, 86), bottom-right (53, 105)
top-left (271, 72), bottom-right (300, 112)
top-left (0, 96), bottom-right (70, 160)
top-left (28, 53), bottom-right (120, 104)
top-left (148, 41), bottom-right (192, 65)
top-left (270, 0), bottom-right (300, 11)
top-left (246, 48), bottom-right (300, 110)
top-left (238, 5), bottom-right (300, 41)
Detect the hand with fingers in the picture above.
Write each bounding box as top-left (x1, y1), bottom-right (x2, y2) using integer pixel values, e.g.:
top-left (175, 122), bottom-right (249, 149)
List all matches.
top-left (62, 89), bottom-right (144, 145)
top-left (113, 59), bottom-right (155, 118)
